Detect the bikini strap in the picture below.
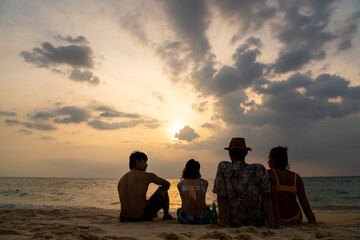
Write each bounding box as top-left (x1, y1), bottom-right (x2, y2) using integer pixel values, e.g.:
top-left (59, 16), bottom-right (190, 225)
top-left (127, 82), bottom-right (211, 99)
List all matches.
top-left (200, 178), bottom-right (204, 185)
top-left (179, 180), bottom-right (186, 195)
top-left (272, 169), bottom-right (280, 185)
top-left (293, 173), bottom-right (297, 187)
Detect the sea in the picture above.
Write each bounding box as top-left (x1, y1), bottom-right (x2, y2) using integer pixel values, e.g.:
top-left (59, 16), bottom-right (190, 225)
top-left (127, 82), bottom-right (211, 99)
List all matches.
top-left (0, 177), bottom-right (359, 213)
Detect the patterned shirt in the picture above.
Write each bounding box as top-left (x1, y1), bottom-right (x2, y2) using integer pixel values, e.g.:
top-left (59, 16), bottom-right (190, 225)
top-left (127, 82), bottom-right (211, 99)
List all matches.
top-left (213, 161), bottom-right (270, 227)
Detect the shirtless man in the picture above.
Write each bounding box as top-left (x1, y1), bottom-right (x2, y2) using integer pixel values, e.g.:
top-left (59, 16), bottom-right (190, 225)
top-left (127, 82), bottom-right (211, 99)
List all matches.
top-left (118, 151), bottom-right (173, 221)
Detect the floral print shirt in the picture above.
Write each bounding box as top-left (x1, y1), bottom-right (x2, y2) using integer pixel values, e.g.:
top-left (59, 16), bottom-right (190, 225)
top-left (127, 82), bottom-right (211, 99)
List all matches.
top-left (213, 160), bottom-right (270, 227)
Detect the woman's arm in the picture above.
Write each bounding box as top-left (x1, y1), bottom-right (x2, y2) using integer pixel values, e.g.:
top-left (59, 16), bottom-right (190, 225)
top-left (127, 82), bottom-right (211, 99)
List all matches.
top-left (270, 183), bottom-right (281, 224)
top-left (297, 175), bottom-right (316, 223)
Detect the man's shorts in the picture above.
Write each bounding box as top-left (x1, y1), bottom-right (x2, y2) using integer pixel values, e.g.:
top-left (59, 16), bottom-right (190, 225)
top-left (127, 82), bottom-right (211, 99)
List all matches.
top-left (120, 187), bottom-right (165, 222)
top-left (177, 206), bottom-right (211, 224)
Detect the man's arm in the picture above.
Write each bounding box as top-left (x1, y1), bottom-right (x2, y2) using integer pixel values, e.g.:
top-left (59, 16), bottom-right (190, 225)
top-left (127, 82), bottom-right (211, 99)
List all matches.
top-left (217, 195), bottom-right (227, 227)
top-left (261, 192), bottom-right (277, 228)
top-left (148, 173), bottom-right (170, 190)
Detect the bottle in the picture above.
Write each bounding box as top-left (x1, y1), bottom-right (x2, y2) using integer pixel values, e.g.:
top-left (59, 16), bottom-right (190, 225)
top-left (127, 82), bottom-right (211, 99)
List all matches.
top-left (211, 203), bottom-right (217, 224)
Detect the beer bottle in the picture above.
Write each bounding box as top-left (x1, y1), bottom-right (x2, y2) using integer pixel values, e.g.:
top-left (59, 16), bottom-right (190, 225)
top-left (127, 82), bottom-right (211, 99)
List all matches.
top-left (211, 203), bottom-right (217, 224)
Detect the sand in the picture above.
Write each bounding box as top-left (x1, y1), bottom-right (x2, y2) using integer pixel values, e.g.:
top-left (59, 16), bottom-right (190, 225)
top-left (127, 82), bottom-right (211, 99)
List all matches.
top-left (0, 209), bottom-right (359, 240)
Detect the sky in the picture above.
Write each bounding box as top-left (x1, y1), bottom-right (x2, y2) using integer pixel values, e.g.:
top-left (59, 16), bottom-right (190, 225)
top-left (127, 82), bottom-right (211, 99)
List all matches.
top-left (0, 0), bottom-right (359, 179)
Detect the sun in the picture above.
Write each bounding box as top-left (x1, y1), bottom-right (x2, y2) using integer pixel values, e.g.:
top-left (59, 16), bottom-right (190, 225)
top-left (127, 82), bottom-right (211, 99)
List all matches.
top-left (169, 122), bottom-right (185, 140)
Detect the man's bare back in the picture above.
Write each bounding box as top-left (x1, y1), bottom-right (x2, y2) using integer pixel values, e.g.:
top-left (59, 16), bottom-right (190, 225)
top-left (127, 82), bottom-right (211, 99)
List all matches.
top-left (118, 152), bottom-right (172, 221)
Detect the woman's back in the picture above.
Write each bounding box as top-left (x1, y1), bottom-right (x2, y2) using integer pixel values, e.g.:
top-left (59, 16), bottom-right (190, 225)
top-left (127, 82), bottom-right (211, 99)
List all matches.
top-left (268, 169), bottom-right (300, 220)
top-left (177, 178), bottom-right (208, 215)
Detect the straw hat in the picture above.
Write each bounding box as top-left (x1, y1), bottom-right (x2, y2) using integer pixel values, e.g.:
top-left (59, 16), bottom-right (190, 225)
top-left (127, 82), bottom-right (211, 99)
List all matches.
top-left (224, 137), bottom-right (252, 151)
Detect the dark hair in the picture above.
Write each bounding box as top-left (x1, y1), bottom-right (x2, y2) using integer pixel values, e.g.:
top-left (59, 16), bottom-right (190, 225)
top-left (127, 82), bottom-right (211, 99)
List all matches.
top-left (269, 146), bottom-right (289, 170)
top-left (129, 151), bottom-right (147, 169)
top-left (182, 159), bottom-right (201, 179)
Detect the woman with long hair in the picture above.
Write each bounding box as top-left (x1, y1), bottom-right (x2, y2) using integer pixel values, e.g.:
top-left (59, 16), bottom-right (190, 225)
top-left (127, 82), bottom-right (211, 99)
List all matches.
top-left (267, 146), bottom-right (316, 224)
top-left (177, 159), bottom-right (211, 224)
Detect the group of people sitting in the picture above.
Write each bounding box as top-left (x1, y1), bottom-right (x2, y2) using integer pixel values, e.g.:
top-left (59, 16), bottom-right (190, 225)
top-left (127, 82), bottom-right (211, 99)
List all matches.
top-left (117, 137), bottom-right (316, 228)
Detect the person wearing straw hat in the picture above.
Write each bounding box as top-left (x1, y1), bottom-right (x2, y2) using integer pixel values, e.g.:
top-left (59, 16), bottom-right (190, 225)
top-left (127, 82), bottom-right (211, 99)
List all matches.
top-left (213, 138), bottom-right (277, 228)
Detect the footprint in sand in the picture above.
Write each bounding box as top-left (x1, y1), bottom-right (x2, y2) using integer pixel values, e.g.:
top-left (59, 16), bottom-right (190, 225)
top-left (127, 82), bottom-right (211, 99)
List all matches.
top-left (158, 232), bottom-right (183, 240)
top-left (199, 230), bottom-right (232, 240)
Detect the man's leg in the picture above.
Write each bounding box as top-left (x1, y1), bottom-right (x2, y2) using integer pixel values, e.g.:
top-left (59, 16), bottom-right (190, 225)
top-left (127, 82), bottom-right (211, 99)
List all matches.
top-left (157, 187), bottom-right (173, 219)
top-left (143, 187), bottom-right (173, 220)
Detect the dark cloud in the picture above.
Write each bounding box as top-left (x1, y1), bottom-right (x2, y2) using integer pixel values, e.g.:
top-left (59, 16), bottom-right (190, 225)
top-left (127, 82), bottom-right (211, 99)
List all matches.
top-left (21, 122), bottom-right (57, 131)
top-left (55, 35), bottom-right (89, 44)
top-left (337, 39), bottom-right (352, 52)
top-left (21, 42), bottom-right (94, 69)
top-left (20, 37), bottom-right (101, 85)
top-left (215, 72), bottom-right (360, 129)
top-left (87, 120), bottom-right (139, 130)
top-left (197, 40), bottom-right (265, 96)
top-left (271, 0), bottom-right (337, 73)
top-left (336, 22), bottom-right (357, 52)
top-left (0, 111), bottom-right (16, 116)
top-left (163, 0), bottom-right (210, 60)
top-left (54, 106), bottom-right (91, 124)
top-left (273, 48), bottom-right (313, 73)
top-left (5, 119), bottom-right (20, 124)
top-left (305, 74), bottom-right (350, 98)
top-left (174, 125), bottom-right (200, 142)
top-left (69, 69), bottom-right (100, 86)
top-left (31, 112), bottom-right (53, 120)
top-left (212, 0), bottom-right (277, 43)
top-left (96, 106), bottom-right (140, 118)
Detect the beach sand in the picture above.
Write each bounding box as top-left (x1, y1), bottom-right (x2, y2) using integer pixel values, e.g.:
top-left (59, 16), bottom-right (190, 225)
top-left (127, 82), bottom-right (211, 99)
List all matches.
top-left (0, 209), bottom-right (359, 240)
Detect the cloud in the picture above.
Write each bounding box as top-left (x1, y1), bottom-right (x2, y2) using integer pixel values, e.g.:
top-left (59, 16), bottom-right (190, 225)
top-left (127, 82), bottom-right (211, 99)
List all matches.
top-left (141, 119), bottom-right (161, 129)
top-left (96, 106), bottom-right (140, 118)
top-left (201, 123), bottom-right (216, 129)
top-left (196, 39), bottom-right (265, 97)
top-left (0, 111), bottom-right (16, 116)
top-left (21, 42), bottom-right (94, 69)
top-left (192, 101), bottom-right (208, 113)
top-left (174, 125), bottom-right (200, 142)
top-left (55, 35), bottom-right (89, 44)
top-left (162, 0), bottom-right (210, 60)
top-left (213, 0), bottom-right (277, 43)
top-left (214, 72), bottom-right (360, 129)
top-left (271, 1), bottom-right (337, 73)
top-left (30, 112), bottom-right (53, 120)
top-left (4, 117), bottom-right (57, 131)
top-left (87, 117), bottom-right (160, 130)
top-left (69, 69), bottom-right (100, 86)
top-left (18, 129), bottom-right (33, 135)
top-left (336, 22), bottom-right (357, 52)
top-left (154, 41), bottom-right (192, 81)
top-left (41, 136), bottom-right (54, 140)
top-left (5, 119), bottom-right (20, 124)
top-left (87, 120), bottom-right (139, 130)
top-left (54, 106), bottom-right (91, 124)
top-left (152, 92), bottom-right (165, 103)
top-left (20, 36), bottom-right (101, 85)
top-left (110, 0), bottom-right (151, 45)
top-left (21, 122), bottom-right (57, 131)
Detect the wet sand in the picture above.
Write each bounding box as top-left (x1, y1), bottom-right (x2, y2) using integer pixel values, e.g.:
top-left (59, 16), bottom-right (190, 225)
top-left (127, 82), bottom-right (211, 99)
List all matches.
top-left (0, 208), bottom-right (359, 239)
